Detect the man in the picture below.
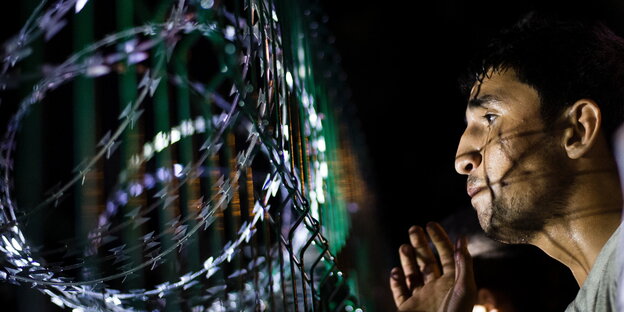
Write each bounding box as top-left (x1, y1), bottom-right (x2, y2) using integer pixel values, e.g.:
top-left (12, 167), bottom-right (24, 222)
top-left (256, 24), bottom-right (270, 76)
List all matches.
top-left (390, 13), bottom-right (624, 311)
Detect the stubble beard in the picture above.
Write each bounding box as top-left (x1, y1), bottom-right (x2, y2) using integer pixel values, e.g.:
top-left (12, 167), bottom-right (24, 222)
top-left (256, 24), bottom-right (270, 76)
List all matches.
top-left (480, 141), bottom-right (575, 244)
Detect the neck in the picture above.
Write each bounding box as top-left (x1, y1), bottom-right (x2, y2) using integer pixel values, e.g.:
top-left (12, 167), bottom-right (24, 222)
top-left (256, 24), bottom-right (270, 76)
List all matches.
top-left (531, 168), bottom-right (622, 286)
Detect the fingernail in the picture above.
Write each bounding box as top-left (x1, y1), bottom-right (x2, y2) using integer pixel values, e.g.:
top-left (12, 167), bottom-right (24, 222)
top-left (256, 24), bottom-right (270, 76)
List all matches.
top-left (401, 244), bottom-right (410, 253)
top-left (391, 268), bottom-right (400, 280)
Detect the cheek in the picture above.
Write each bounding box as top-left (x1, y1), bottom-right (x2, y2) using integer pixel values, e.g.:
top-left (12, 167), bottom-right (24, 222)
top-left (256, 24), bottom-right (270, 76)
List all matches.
top-left (484, 132), bottom-right (538, 180)
top-left (482, 143), bottom-right (514, 182)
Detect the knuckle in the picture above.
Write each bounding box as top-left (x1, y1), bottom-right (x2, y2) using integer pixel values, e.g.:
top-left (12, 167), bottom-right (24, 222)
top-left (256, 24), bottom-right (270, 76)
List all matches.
top-left (415, 250), bottom-right (435, 263)
top-left (420, 263), bottom-right (438, 276)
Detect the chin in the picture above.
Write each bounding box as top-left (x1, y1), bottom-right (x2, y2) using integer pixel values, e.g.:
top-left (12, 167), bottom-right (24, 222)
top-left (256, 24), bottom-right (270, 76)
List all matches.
top-left (472, 205), bottom-right (519, 244)
top-left (483, 215), bottom-right (534, 244)
top-left (474, 206), bottom-right (495, 234)
top-left (471, 195), bottom-right (487, 212)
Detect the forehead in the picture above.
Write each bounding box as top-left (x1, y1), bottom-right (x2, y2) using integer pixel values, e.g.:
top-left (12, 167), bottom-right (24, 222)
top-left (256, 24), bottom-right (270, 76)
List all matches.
top-left (468, 69), bottom-right (540, 115)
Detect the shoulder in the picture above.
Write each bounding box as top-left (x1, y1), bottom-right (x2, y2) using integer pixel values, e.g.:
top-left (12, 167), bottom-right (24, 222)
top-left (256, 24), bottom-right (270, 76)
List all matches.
top-left (566, 223), bottom-right (622, 312)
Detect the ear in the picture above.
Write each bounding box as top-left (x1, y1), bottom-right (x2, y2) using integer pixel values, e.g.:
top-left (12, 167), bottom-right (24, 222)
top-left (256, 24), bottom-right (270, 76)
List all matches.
top-left (562, 99), bottom-right (602, 159)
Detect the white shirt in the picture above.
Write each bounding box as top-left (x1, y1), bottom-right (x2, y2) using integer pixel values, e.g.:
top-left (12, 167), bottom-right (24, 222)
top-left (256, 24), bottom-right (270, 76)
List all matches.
top-left (565, 222), bottom-right (622, 311)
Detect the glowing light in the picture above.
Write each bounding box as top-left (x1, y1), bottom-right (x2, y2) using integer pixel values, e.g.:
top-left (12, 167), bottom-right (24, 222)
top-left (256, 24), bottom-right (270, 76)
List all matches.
top-left (75, 0), bottom-right (88, 13)
top-left (117, 190), bottom-right (128, 205)
top-left (472, 305), bottom-right (487, 312)
top-left (299, 65), bottom-right (306, 78)
top-left (154, 132), bottom-right (169, 152)
top-left (105, 295), bottom-right (122, 305)
top-left (203, 257), bottom-right (214, 270)
top-left (86, 65), bottom-right (110, 77)
top-left (310, 190), bottom-right (319, 219)
top-left (130, 154), bottom-right (141, 167)
top-left (298, 47), bottom-right (305, 63)
top-left (156, 167), bottom-right (171, 182)
top-left (194, 116), bottom-right (206, 132)
top-left (170, 128), bottom-right (181, 144)
top-left (144, 174), bottom-right (156, 189)
top-left (173, 163), bottom-right (184, 177)
top-left (225, 246), bottom-right (235, 262)
top-left (133, 117), bottom-right (208, 169)
top-left (286, 71), bottom-right (293, 88)
top-left (311, 199), bottom-right (319, 220)
top-left (200, 0), bottom-right (215, 9)
top-left (317, 137), bottom-right (326, 152)
top-left (283, 150), bottom-right (290, 164)
top-left (180, 120), bottom-right (194, 136)
top-left (309, 111), bottom-right (317, 125)
top-left (129, 183), bottom-right (143, 197)
top-left (51, 297), bottom-right (64, 307)
top-left (320, 161), bottom-right (328, 178)
top-left (224, 26), bottom-right (236, 40)
top-left (317, 187), bottom-right (325, 204)
top-left (128, 52), bottom-right (148, 64)
top-left (11, 237), bottom-right (22, 252)
top-left (124, 40), bottom-right (136, 53)
top-left (282, 124), bottom-right (290, 141)
top-left (2, 236), bottom-right (16, 255)
top-left (302, 93), bottom-right (309, 106)
top-left (143, 143), bottom-right (154, 159)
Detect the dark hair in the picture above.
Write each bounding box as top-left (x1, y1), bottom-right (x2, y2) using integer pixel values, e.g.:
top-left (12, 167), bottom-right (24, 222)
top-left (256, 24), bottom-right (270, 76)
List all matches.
top-left (460, 12), bottom-right (624, 146)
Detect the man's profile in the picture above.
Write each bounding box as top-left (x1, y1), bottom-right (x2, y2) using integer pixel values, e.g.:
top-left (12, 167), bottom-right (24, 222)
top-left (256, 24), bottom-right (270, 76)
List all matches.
top-left (390, 12), bottom-right (624, 312)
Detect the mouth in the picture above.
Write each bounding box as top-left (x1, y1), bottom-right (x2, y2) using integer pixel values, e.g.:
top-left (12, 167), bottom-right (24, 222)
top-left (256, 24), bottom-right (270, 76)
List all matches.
top-left (467, 185), bottom-right (486, 198)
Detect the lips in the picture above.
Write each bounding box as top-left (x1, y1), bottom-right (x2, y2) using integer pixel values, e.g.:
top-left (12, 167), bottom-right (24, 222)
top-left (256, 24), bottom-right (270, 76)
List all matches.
top-left (467, 185), bottom-right (486, 198)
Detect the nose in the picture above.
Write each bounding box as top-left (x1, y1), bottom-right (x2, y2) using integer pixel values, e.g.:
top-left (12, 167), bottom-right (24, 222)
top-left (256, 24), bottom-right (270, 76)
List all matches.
top-left (455, 133), bottom-right (482, 175)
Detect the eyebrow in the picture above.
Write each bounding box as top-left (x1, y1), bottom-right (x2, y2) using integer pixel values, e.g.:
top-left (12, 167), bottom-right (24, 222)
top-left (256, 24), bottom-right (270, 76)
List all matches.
top-left (467, 94), bottom-right (504, 108)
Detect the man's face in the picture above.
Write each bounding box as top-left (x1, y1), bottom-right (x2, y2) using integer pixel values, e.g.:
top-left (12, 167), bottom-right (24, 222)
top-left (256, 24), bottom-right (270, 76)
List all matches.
top-left (455, 69), bottom-right (574, 244)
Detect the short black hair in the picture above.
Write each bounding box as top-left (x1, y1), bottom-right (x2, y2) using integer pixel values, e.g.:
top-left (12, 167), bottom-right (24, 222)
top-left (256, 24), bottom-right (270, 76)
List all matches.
top-left (460, 12), bottom-right (624, 146)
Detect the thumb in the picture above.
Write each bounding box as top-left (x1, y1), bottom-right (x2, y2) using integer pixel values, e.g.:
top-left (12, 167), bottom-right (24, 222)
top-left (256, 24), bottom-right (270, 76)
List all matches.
top-left (449, 236), bottom-right (477, 312)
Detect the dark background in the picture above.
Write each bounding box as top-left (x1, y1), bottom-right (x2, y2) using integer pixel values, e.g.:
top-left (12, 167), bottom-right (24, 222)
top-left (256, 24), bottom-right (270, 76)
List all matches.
top-left (318, 0), bottom-right (624, 262)
top-left (318, 0), bottom-right (624, 309)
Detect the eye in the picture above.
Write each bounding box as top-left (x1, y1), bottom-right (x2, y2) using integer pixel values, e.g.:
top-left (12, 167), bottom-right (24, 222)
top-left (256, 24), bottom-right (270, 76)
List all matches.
top-left (483, 113), bottom-right (497, 124)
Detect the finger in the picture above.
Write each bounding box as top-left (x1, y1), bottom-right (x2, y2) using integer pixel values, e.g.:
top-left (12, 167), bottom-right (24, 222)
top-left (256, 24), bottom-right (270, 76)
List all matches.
top-left (399, 244), bottom-right (423, 289)
top-left (449, 236), bottom-right (477, 311)
top-left (389, 267), bottom-right (410, 307)
top-left (426, 222), bottom-right (455, 275)
top-left (408, 225), bottom-right (440, 283)
top-left (455, 236), bottom-right (475, 288)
